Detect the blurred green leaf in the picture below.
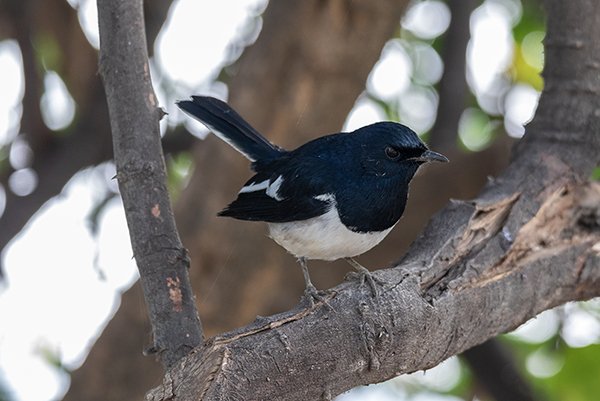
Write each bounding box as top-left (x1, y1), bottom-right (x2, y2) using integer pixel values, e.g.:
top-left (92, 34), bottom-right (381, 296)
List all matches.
top-left (167, 151), bottom-right (193, 201)
top-left (511, 38), bottom-right (544, 91)
top-left (35, 343), bottom-right (69, 374)
top-left (445, 360), bottom-right (474, 399)
top-left (0, 145), bottom-right (8, 172)
top-left (458, 108), bottom-right (499, 151)
top-left (512, 0), bottom-right (545, 43)
top-left (510, 1), bottom-right (546, 96)
top-left (503, 315), bottom-right (600, 401)
top-left (590, 166), bottom-right (600, 181)
top-left (34, 33), bottom-right (62, 72)
top-left (542, 344), bottom-right (600, 401)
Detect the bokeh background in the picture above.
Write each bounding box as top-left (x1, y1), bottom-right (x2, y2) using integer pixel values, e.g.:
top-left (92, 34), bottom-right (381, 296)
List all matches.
top-left (0, 0), bottom-right (599, 400)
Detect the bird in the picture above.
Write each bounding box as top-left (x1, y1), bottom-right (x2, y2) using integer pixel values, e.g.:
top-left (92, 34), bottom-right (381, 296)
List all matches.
top-left (177, 96), bottom-right (448, 302)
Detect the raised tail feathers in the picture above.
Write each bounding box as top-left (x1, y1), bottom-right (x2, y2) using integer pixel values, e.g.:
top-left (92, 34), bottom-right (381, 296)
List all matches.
top-left (177, 96), bottom-right (283, 162)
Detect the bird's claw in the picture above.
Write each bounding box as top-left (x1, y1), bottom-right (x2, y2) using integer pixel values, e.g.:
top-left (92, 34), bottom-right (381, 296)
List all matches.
top-left (346, 270), bottom-right (384, 298)
top-left (345, 258), bottom-right (384, 298)
top-left (303, 284), bottom-right (333, 310)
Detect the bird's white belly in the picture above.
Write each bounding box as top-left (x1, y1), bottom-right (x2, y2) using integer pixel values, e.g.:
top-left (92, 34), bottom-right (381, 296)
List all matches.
top-left (267, 207), bottom-right (394, 261)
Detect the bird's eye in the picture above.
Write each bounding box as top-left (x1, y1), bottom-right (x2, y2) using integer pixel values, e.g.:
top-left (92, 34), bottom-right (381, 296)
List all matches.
top-left (385, 146), bottom-right (400, 159)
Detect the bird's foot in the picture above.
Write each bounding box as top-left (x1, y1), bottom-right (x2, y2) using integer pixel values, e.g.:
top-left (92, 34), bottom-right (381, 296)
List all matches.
top-left (302, 284), bottom-right (333, 310)
top-left (345, 258), bottom-right (384, 298)
top-left (298, 257), bottom-right (332, 310)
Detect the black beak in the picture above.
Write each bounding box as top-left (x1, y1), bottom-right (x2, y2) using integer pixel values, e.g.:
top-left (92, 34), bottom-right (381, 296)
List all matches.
top-left (415, 149), bottom-right (449, 163)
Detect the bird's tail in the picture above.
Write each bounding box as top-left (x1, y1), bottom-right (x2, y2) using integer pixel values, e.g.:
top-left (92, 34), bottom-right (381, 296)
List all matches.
top-left (177, 96), bottom-right (283, 162)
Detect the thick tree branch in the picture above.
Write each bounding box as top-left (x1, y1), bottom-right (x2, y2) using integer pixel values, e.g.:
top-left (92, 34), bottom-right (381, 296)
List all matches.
top-left (97, 0), bottom-right (202, 368)
top-left (147, 177), bottom-right (600, 401)
top-left (146, 0), bottom-right (600, 398)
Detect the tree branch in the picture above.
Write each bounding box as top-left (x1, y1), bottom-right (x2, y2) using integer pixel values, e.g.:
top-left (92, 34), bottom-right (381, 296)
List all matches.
top-left (147, 175), bottom-right (600, 401)
top-left (146, 0), bottom-right (600, 398)
top-left (97, 0), bottom-right (202, 368)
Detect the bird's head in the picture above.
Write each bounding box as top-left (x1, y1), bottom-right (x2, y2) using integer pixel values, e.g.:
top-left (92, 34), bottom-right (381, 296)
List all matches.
top-left (354, 122), bottom-right (448, 178)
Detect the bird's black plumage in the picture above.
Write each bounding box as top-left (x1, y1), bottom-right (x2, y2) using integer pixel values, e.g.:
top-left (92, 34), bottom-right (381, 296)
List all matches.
top-left (218, 124), bottom-right (427, 232)
top-left (177, 96), bottom-right (283, 161)
top-left (177, 96), bottom-right (447, 232)
top-left (177, 95), bottom-right (448, 299)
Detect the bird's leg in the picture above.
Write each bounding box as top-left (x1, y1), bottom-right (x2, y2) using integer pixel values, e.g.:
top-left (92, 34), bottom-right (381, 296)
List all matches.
top-left (298, 257), bottom-right (326, 307)
top-left (345, 258), bottom-right (384, 298)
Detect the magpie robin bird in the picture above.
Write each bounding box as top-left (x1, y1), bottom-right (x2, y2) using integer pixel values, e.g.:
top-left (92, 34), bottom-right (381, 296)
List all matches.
top-left (177, 96), bottom-right (448, 301)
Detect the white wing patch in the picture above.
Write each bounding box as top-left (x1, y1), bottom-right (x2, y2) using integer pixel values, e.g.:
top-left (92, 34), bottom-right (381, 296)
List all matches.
top-left (313, 193), bottom-right (334, 202)
top-left (239, 175), bottom-right (285, 201)
top-left (265, 176), bottom-right (284, 201)
top-left (239, 180), bottom-right (269, 194)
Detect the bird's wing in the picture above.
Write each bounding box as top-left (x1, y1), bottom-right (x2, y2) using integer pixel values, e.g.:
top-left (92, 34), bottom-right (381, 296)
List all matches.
top-left (218, 159), bottom-right (333, 223)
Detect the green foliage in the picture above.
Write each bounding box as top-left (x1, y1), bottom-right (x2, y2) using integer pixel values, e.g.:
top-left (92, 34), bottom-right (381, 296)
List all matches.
top-left (511, 33), bottom-right (544, 90)
top-left (590, 166), bottom-right (600, 181)
top-left (512, 0), bottom-right (546, 42)
top-left (511, 0), bottom-right (546, 90)
top-left (34, 33), bottom-right (62, 72)
top-left (543, 344), bottom-right (600, 401)
top-left (458, 108), bottom-right (499, 151)
top-left (502, 312), bottom-right (600, 401)
top-left (167, 151), bottom-right (193, 201)
top-left (444, 360), bottom-right (475, 399)
top-left (369, 95), bottom-right (400, 122)
top-left (37, 344), bottom-right (66, 372)
top-left (0, 145), bottom-right (8, 174)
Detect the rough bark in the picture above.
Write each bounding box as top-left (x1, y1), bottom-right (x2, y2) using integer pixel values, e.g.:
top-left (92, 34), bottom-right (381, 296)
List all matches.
top-left (145, 0), bottom-right (600, 399)
top-left (97, 0), bottom-right (202, 367)
top-left (147, 180), bottom-right (600, 401)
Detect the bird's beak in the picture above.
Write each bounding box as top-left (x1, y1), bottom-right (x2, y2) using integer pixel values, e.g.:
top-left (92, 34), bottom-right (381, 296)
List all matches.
top-left (415, 149), bottom-right (449, 163)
